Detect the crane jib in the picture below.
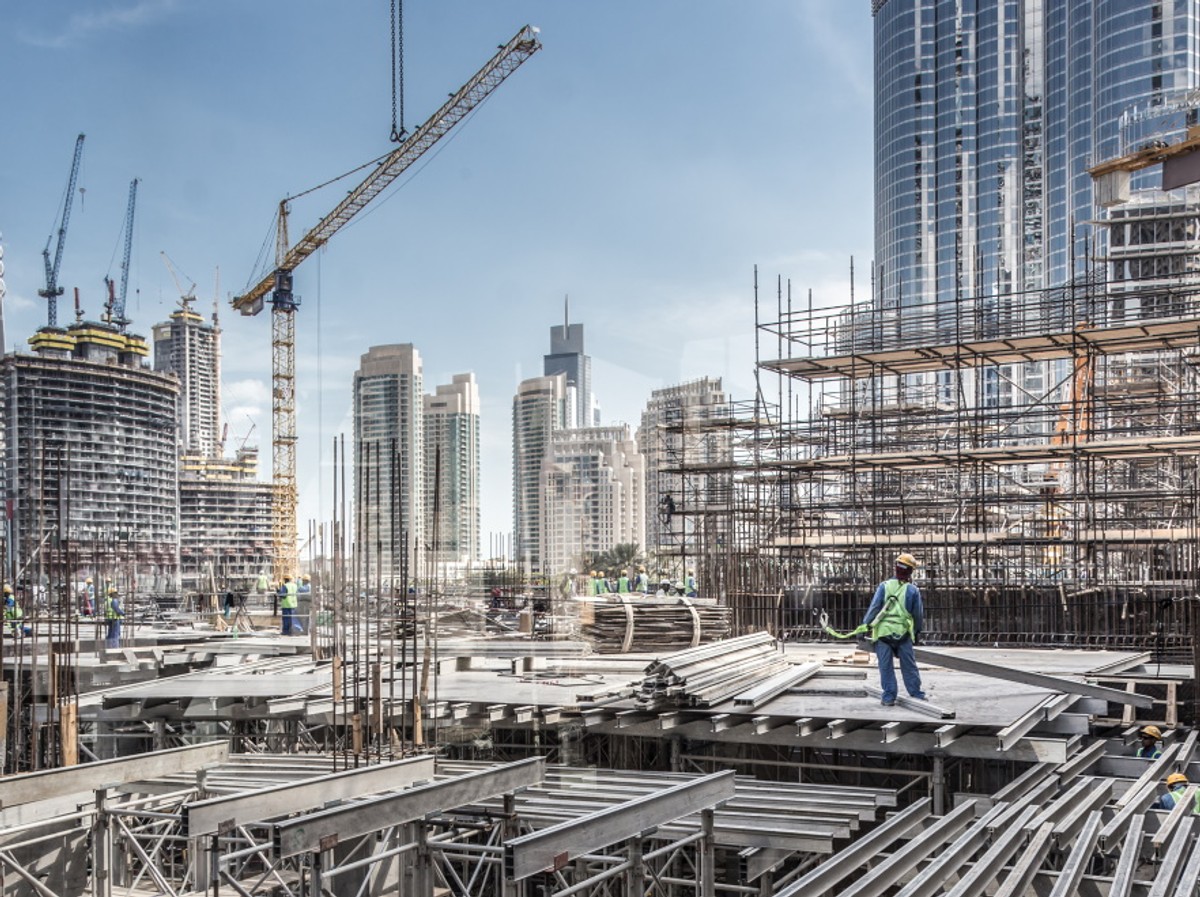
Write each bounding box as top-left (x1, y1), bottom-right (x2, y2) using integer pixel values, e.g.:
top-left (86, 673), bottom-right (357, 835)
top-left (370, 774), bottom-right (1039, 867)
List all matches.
top-left (233, 25), bottom-right (541, 315)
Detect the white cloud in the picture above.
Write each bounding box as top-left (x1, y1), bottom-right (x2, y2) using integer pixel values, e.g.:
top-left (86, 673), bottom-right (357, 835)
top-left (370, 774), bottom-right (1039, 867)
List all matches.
top-left (18, 0), bottom-right (180, 49)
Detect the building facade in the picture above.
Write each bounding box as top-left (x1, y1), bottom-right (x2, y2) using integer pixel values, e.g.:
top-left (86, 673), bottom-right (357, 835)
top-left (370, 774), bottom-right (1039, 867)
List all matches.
top-left (1, 325), bottom-right (180, 591)
top-left (423, 372), bottom-right (480, 569)
top-left (873, 0), bottom-right (1200, 313)
top-left (540, 425), bottom-right (645, 578)
top-left (512, 373), bottom-right (568, 573)
top-left (152, 301), bottom-right (221, 456)
top-left (636, 378), bottom-right (729, 568)
top-left (354, 344), bottom-right (425, 585)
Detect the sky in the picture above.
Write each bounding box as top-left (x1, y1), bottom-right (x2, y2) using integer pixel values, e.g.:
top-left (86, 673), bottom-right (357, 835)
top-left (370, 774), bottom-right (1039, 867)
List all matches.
top-left (0, 1), bottom-right (873, 553)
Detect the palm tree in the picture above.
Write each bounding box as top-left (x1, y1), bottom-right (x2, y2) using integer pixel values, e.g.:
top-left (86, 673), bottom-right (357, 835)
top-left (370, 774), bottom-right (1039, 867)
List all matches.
top-left (593, 543), bottom-right (643, 574)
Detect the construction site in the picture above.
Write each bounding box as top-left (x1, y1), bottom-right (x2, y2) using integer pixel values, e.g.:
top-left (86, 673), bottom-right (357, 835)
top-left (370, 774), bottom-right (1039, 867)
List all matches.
top-left (9, 6), bottom-right (1200, 897)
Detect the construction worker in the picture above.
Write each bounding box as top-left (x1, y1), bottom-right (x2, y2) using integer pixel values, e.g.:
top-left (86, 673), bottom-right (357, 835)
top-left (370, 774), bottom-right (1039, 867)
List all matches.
top-left (590, 571), bottom-right (608, 596)
top-left (296, 574), bottom-right (311, 632)
top-left (80, 577), bottom-right (95, 616)
top-left (617, 570), bottom-right (631, 593)
top-left (1136, 725), bottom-right (1164, 759)
top-left (103, 586), bottom-right (124, 648)
top-left (862, 553), bottom-right (926, 707)
top-left (685, 570), bottom-right (698, 597)
top-left (633, 566), bottom-right (650, 593)
top-left (1157, 773), bottom-right (1190, 810)
top-left (3, 585), bottom-right (22, 636)
top-left (278, 576), bottom-right (299, 635)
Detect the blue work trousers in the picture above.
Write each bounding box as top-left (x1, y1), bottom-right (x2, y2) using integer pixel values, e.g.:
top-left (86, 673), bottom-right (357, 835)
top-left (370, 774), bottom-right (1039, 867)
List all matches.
top-left (874, 636), bottom-right (924, 704)
top-left (106, 619), bottom-right (121, 649)
top-left (282, 607), bottom-right (302, 635)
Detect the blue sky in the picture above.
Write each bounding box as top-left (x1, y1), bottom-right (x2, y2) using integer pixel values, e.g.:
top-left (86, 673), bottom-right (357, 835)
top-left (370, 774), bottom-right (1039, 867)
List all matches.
top-left (0, 1), bottom-right (873, 550)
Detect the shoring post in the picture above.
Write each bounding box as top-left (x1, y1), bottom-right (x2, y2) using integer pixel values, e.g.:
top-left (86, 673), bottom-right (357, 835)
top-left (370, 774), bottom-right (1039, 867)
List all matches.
top-left (414, 819), bottom-right (433, 897)
top-left (503, 793), bottom-right (519, 897)
top-left (931, 753), bottom-right (946, 815)
top-left (93, 788), bottom-right (112, 897)
top-left (701, 808), bottom-right (716, 897)
top-left (625, 836), bottom-right (645, 897)
top-left (308, 848), bottom-right (323, 897)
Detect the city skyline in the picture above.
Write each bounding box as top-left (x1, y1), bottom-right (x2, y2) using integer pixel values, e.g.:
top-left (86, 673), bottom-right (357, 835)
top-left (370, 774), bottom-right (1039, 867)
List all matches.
top-left (0, 3), bottom-right (871, 546)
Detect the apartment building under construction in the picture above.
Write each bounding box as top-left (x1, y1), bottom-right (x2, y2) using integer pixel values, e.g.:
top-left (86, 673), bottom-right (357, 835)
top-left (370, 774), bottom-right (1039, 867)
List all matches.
top-left (0, 323), bottom-right (180, 589)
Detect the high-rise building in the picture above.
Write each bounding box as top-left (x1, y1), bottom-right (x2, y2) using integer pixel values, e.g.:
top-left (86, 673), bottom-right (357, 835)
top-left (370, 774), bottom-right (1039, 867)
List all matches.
top-left (152, 298), bottom-right (273, 592)
top-left (512, 372), bottom-right (568, 572)
top-left (873, 1), bottom-right (1200, 310)
top-left (637, 378), bottom-right (729, 565)
top-left (424, 373), bottom-right (480, 568)
top-left (540, 425), bottom-right (645, 578)
top-left (544, 303), bottom-right (599, 428)
top-left (1, 325), bottom-right (180, 589)
top-left (354, 344), bottom-right (424, 584)
top-left (152, 301), bottom-right (220, 456)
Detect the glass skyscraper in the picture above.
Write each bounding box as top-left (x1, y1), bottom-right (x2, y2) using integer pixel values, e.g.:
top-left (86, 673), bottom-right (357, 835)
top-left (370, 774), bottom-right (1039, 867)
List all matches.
top-left (873, 0), bottom-right (1200, 318)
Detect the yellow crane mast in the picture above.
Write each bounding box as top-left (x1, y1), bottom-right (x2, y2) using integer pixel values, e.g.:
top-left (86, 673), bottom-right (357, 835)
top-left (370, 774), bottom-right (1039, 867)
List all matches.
top-left (233, 25), bottom-right (542, 581)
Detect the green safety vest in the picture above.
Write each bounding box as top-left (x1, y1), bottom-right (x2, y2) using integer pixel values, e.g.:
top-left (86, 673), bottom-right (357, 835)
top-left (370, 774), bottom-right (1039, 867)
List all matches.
top-left (105, 596), bottom-right (120, 620)
top-left (870, 579), bottom-right (915, 641)
top-left (5, 604), bottom-right (22, 621)
top-left (617, 576), bottom-right (630, 593)
top-left (280, 582), bottom-right (298, 609)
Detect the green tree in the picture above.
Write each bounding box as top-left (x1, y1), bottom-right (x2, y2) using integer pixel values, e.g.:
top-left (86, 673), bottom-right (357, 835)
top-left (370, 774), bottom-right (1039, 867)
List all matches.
top-left (594, 543), bottom-right (643, 574)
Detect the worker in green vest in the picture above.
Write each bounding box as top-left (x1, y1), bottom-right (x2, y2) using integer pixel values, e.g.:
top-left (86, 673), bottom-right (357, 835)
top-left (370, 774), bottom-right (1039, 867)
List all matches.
top-left (4, 585), bottom-right (23, 636)
top-left (862, 553), bottom-right (926, 707)
top-left (279, 577), bottom-right (299, 635)
top-left (617, 571), bottom-right (630, 593)
top-left (104, 586), bottom-right (124, 648)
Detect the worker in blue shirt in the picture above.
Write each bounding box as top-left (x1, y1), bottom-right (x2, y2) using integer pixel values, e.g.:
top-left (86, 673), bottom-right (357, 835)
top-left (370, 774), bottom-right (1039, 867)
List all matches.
top-left (1158, 773), bottom-right (1191, 810)
top-left (862, 553), bottom-right (926, 707)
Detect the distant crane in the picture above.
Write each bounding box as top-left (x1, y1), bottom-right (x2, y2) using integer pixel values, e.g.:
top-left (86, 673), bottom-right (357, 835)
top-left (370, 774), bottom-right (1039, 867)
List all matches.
top-left (233, 25), bottom-right (542, 580)
top-left (39, 134), bottom-right (86, 328)
top-left (104, 178), bottom-right (139, 329)
top-left (160, 251), bottom-right (197, 310)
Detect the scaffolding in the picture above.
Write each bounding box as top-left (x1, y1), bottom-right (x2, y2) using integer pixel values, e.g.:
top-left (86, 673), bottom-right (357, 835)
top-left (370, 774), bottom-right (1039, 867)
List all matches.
top-left (685, 262), bottom-right (1200, 669)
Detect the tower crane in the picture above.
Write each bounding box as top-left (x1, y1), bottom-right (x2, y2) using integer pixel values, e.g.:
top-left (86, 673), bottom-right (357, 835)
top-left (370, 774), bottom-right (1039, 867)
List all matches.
top-left (160, 251), bottom-right (197, 310)
top-left (233, 25), bottom-right (541, 580)
top-left (39, 134), bottom-right (86, 328)
top-left (104, 178), bottom-right (139, 329)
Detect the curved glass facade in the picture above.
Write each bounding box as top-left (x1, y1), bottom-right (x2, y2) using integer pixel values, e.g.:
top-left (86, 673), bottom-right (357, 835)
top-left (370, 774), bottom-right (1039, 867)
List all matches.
top-left (874, 0), bottom-right (1200, 316)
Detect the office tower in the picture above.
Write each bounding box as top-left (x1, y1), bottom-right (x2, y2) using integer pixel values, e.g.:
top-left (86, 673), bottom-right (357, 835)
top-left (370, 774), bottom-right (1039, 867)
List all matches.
top-left (540, 425), bottom-right (645, 578)
top-left (637, 378), bottom-right (729, 564)
top-left (424, 373), bottom-right (481, 568)
top-left (873, 0), bottom-right (1200, 310)
top-left (543, 303), bottom-right (599, 428)
top-left (152, 300), bottom-right (220, 456)
top-left (354, 344), bottom-right (424, 584)
top-left (512, 372), bottom-right (568, 572)
top-left (2, 325), bottom-right (179, 587)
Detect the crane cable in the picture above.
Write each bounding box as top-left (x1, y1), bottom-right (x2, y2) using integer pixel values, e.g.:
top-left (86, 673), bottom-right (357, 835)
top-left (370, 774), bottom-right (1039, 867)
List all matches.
top-left (390, 0), bottom-right (406, 142)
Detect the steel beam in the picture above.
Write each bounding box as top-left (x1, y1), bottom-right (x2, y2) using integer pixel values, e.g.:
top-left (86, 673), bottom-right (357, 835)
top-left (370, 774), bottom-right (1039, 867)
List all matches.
top-left (993, 821), bottom-right (1056, 897)
top-left (1056, 739), bottom-right (1106, 783)
top-left (913, 647), bottom-right (1153, 709)
top-left (0, 742), bottom-right (227, 809)
top-left (865, 685), bottom-right (955, 718)
top-left (836, 799), bottom-right (981, 897)
top-left (504, 770), bottom-right (735, 881)
top-left (893, 804), bottom-right (1034, 897)
top-left (185, 755), bottom-right (435, 837)
top-left (1108, 814), bottom-right (1145, 897)
top-left (274, 757), bottom-right (544, 858)
top-left (1047, 811), bottom-right (1102, 897)
top-left (733, 662), bottom-right (822, 708)
top-left (773, 798), bottom-right (931, 897)
top-left (1148, 816), bottom-right (1194, 896)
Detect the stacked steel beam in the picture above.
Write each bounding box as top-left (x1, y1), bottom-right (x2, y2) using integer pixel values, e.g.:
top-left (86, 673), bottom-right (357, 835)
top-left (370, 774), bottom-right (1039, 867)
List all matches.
top-left (634, 631), bottom-right (789, 709)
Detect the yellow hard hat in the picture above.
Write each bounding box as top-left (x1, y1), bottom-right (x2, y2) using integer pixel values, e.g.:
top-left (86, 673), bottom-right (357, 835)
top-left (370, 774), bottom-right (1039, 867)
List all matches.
top-left (1142, 725), bottom-right (1163, 740)
top-left (86, 577), bottom-right (93, 584)
top-left (2, 585), bottom-right (10, 595)
top-left (107, 586), bottom-right (118, 594)
top-left (1168, 772), bottom-right (1188, 787)
top-left (302, 574), bottom-right (311, 581)
top-left (895, 553), bottom-right (919, 569)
